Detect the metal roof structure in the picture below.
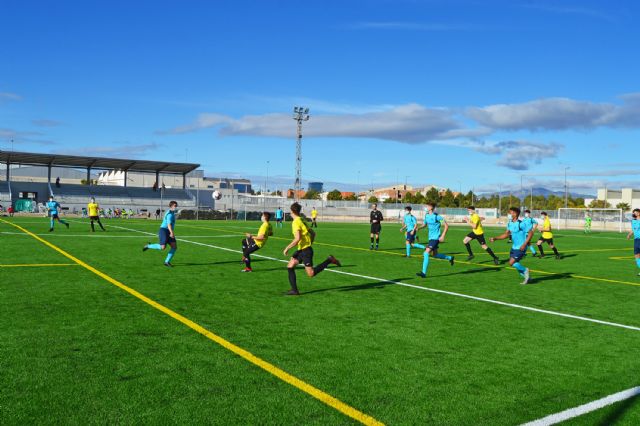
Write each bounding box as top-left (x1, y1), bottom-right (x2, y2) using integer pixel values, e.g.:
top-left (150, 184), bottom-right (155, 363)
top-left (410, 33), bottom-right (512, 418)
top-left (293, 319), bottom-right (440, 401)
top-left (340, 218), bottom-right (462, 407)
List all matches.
top-left (0, 151), bottom-right (200, 175)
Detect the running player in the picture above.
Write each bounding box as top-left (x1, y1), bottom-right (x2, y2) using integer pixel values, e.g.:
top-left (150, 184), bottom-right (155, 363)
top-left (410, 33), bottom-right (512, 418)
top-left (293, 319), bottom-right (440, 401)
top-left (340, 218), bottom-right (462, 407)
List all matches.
top-left (143, 201), bottom-right (178, 267)
top-left (584, 213), bottom-right (592, 234)
top-left (46, 196), bottom-right (69, 232)
top-left (522, 209), bottom-right (538, 256)
top-left (490, 207), bottom-right (534, 284)
top-left (415, 202), bottom-right (454, 278)
top-left (370, 203), bottom-right (383, 250)
top-left (310, 207), bottom-right (318, 228)
top-left (88, 197), bottom-right (106, 232)
top-left (462, 206), bottom-right (500, 264)
top-left (626, 208), bottom-right (640, 276)
top-left (400, 206), bottom-right (420, 257)
top-left (536, 211), bottom-right (562, 259)
top-left (275, 207), bottom-right (284, 228)
top-left (241, 212), bottom-right (273, 272)
top-left (283, 202), bottom-right (341, 296)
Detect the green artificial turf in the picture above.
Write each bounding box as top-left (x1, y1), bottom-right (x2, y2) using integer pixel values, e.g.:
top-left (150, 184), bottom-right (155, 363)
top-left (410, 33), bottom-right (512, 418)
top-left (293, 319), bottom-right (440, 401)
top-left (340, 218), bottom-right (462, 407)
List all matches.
top-left (2, 216), bottom-right (640, 425)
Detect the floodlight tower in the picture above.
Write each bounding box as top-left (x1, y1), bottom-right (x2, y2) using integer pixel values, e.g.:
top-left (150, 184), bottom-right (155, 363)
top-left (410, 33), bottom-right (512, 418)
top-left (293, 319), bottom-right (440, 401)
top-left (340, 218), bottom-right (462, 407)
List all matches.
top-left (292, 106), bottom-right (310, 201)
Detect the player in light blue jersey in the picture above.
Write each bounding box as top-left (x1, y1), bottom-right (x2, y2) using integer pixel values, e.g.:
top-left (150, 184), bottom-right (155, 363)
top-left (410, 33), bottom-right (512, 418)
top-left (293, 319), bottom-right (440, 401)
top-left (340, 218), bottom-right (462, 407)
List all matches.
top-left (626, 208), bottom-right (640, 276)
top-left (143, 201), bottom-right (178, 267)
top-left (522, 210), bottom-right (538, 257)
top-left (46, 196), bottom-right (69, 232)
top-left (415, 203), bottom-right (454, 278)
top-left (275, 207), bottom-right (284, 228)
top-left (490, 207), bottom-right (535, 284)
top-left (400, 206), bottom-right (422, 257)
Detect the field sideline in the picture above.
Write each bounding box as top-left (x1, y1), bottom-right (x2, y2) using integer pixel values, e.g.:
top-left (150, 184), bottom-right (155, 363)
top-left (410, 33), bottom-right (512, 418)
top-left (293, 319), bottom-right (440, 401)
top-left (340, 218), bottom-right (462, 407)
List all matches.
top-left (2, 216), bottom-right (640, 425)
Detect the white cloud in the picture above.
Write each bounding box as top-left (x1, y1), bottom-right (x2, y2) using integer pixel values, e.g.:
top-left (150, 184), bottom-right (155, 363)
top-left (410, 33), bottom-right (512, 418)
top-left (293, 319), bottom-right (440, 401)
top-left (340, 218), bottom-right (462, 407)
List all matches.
top-left (0, 92), bottom-right (22, 102)
top-left (466, 93), bottom-right (640, 131)
top-left (57, 143), bottom-right (162, 158)
top-left (0, 128), bottom-right (56, 146)
top-left (32, 119), bottom-right (63, 127)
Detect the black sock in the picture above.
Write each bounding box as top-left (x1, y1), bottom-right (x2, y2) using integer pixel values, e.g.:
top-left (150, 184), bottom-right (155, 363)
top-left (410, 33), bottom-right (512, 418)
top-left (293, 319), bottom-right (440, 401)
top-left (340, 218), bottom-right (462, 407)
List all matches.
top-left (370, 237), bottom-right (374, 244)
top-left (376, 237), bottom-right (379, 245)
top-left (313, 258), bottom-right (332, 275)
top-left (538, 245), bottom-right (545, 256)
top-left (465, 243), bottom-right (473, 256)
top-left (288, 268), bottom-right (298, 292)
top-left (98, 220), bottom-right (105, 230)
top-left (486, 248), bottom-right (497, 259)
top-left (245, 256), bottom-right (251, 268)
top-left (90, 221), bottom-right (95, 232)
top-left (552, 246), bottom-right (559, 256)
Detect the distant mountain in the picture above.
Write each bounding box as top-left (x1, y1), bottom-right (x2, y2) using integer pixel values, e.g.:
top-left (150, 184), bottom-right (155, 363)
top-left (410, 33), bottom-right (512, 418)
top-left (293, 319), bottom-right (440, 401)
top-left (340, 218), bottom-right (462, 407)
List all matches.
top-left (479, 187), bottom-right (594, 199)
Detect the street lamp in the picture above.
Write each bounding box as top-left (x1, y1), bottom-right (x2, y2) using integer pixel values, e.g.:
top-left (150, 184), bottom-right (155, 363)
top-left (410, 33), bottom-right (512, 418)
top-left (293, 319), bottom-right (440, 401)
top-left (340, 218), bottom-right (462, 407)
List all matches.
top-left (292, 106), bottom-right (310, 201)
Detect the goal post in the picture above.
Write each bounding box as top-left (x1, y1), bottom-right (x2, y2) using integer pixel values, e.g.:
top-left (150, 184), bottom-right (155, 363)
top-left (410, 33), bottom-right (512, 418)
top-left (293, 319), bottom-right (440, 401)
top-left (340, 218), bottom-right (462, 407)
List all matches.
top-left (557, 208), bottom-right (624, 232)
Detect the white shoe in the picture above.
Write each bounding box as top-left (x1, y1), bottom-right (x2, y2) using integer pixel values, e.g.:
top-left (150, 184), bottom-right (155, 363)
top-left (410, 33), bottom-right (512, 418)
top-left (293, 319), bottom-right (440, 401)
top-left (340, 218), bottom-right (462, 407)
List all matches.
top-left (521, 268), bottom-right (530, 285)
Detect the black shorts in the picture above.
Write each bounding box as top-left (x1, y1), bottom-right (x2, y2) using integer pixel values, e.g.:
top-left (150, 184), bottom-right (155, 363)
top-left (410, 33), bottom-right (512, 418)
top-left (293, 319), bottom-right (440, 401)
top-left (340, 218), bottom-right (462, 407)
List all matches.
top-left (406, 232), bottom-right (416, 243)
top-left (276, 218), bottom-right (283, 223)
top-left (370, 223), bottom-right (381, 234)
top-left (159, 228), bottom-right (176, 246)
top-left (90, 215), bottom-right (100, 221)
top-left (242, 237), bottom-right (260, 256)
top-left (292, 247), bottom-right (314, 267)
top-left (467, 232), bottom-right (487, 245)
top-left (427, 239), bottom-right (440, 251)
top-left (510, 249), bottom-right (527, 262)
top-left (538, 237), bottom-right (554, 245)
top-left (51, 214), bottom-right (59, 219)
top-left (634, 239), bottom-right (640, 255)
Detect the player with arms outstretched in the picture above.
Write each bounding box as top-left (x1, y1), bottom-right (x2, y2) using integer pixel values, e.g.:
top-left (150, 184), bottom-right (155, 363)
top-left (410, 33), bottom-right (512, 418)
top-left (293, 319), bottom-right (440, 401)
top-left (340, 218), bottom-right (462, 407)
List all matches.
top-left (490, 207), bottom-right (534, 284)
top-left (46, 196), bottom-right (69, 232)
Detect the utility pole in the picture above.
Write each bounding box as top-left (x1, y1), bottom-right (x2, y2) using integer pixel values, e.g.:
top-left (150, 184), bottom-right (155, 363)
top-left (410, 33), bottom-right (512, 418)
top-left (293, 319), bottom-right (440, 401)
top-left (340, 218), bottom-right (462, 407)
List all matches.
top-left (564, 166), bottom-right (571, 208)
top-left (292, 106), bottom-right (310, 202)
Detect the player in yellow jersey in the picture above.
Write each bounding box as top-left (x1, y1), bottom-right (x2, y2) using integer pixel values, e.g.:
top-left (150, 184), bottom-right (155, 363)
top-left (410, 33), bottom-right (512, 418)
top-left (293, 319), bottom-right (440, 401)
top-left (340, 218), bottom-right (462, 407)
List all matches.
top-left (283, 202), bottom-right (341, 295)
top-left (87, 197), bottom-right (105, 232)
top-left (241, 212), bottom-right (273, 272)
top-left (462, 206), bottom-right (500, 264)
top-left (310, 207), bottom-right (318, 228)
top-left (536, 212), bottom-right (562, 259)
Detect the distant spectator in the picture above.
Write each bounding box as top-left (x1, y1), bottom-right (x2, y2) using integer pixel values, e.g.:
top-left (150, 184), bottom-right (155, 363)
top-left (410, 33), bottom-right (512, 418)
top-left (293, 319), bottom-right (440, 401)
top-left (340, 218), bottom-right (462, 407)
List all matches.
top-left (162, 183), bottom-right (166, 190)
top-left (153, 181), bottom-right (158, 192)
top-left (155, 208), bottom-right (161, 219)
top-left (55, 177), bottom-right (61, 188)
top-left (7, 206), bottom-right (14, 217)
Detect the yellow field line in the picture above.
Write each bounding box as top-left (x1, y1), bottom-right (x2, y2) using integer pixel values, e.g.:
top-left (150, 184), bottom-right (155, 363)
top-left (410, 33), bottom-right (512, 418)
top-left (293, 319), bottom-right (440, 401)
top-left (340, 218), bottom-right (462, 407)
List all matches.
top-left (0, 263), bottom-right (78, 267)
top-left (180, 223), bottom-right (640, 288)
top-left (0, 219), bottom-right (383, 426)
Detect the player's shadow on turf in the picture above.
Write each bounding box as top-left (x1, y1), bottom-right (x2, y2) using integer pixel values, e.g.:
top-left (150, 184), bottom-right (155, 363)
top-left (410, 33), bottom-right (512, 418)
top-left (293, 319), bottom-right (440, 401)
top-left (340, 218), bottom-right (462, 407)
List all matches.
top-left (529, 272), bottom-right (573, 284)
top-left (303, 278), bottom-right (413, 294)
top-left (435, 267), bottom-right (501, 278)
top-left (180, 259), bottom-right (268, 266)
top-left (596, 392), bottom-right (640, 425)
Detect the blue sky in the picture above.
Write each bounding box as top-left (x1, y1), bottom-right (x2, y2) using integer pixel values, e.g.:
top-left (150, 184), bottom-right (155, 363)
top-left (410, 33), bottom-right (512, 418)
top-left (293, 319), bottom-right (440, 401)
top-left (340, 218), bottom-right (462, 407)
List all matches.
top-left (1, 0), bottom-right (639, 194)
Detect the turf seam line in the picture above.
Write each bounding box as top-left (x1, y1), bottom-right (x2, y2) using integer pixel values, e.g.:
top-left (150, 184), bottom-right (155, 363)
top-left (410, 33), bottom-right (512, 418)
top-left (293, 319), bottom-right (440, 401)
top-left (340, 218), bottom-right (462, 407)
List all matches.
top-left (520, 385), bottom-right (640, 426)
top-left (1, 219), bottom-right (384, 426)
top-left (106, 224), bottom-right (640, 333)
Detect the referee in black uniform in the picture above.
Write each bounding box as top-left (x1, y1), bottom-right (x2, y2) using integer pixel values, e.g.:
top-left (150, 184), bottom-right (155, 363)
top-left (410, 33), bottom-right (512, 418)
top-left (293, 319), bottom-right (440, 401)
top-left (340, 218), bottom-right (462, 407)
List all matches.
top-left (370, 203), bottom-right (384, 250)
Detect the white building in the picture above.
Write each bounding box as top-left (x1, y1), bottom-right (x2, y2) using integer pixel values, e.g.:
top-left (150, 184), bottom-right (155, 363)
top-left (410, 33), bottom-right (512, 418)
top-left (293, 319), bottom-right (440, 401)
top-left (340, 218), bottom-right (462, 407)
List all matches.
top-left (597, 188), bottom-right (640, 209)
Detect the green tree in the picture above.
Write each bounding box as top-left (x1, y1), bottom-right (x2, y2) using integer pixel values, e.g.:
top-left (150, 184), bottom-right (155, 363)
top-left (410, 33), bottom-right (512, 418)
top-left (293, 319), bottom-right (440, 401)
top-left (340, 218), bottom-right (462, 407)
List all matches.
top-left (440, 189), bottom-right (455, 207)
top-left (425, 187), bottom-right (440, 204)
top-left (403, 192), bottom-right (415, 204)
top-left (383, 198), bottom-right (397, 204)
top-left (616, 202), bottom-right (631, 211)
top-left (589, 199), bottom-right (611, 208)
top-left (303, 190), bottom-right (321, 200)
top-left (368, 196), bottom-right (379, 204)
top-left (344, 193), bottom-right (357, 201)
top-left (327, 189), bottom-right (343, 201)
top-left (413, 191), bottom-right (425, 204)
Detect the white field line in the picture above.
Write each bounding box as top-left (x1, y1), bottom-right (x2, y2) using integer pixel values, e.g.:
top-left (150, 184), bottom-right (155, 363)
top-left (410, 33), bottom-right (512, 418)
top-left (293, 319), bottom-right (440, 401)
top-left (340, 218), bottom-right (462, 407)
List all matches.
top-left (521, 386), bottom-right (640, 426)
top-left (105, 223), bottom-right (640, 333)
top-left (0, 231), bottom-right (238, 239)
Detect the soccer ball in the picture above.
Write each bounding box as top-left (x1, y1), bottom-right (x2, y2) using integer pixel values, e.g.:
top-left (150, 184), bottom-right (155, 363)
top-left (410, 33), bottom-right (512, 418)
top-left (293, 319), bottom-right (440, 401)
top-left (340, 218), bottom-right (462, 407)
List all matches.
top-left (212, 190), bottom-right (222, 200)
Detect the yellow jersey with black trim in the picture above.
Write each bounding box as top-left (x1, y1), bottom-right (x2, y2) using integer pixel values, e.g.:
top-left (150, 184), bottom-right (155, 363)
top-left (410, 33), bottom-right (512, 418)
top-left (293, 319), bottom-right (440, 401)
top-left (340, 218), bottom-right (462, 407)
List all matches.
top-left (311, 209), bottom-right (318, 218)
top-left (88, 202), bottom-right (99, 217)
top-left (470, 213), bottom-right (484, 235)
top-left (255, 222), bottom-right (273, 248)
top-left (292, 217), bottom-right (312, 250)
top-left (542, 217), bottom-right (553, 239)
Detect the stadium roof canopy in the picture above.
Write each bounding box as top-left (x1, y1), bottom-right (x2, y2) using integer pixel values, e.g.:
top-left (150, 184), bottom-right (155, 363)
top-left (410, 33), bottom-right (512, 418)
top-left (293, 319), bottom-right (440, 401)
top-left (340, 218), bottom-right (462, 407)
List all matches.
top-left (0, 150), bottom-right (200, 175)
